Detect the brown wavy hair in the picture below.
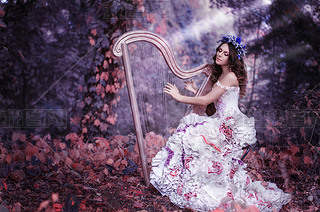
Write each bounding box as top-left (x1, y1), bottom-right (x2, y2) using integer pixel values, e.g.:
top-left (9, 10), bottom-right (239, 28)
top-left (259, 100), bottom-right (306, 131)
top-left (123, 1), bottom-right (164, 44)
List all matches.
top-left (208, 42), bottom-right (248, 97)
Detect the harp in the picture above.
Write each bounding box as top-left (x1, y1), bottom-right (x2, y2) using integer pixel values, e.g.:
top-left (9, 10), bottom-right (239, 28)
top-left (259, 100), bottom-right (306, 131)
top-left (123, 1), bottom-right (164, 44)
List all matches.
top-left (112, 30), bottom-right (214, 186)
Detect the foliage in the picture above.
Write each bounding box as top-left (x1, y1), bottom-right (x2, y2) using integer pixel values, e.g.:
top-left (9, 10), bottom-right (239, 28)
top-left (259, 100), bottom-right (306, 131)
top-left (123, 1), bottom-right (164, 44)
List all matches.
top-left (0, 130), bottom-right (318, 210)
top-left (78, 0), bottom-right (136, 141)
top-left (0, 131), bottom-right (138, 210)
top-left (0, 0), bottom-right (319, 211)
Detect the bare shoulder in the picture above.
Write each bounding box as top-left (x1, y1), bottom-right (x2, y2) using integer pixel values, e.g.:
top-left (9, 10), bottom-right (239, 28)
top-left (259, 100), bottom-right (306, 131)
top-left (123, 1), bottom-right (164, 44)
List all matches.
top-left (219, 72), bottom-right (239, 87)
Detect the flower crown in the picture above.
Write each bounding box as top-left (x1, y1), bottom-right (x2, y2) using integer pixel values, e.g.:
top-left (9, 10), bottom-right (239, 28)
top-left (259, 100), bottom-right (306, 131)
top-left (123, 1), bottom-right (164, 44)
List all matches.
top-left (217, 35), bottom-right (247, 59)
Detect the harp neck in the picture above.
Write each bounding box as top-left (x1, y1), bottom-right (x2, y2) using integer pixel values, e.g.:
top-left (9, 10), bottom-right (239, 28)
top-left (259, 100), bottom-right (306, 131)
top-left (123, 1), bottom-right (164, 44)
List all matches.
top-left (112, 30), bottom-right (211, 79)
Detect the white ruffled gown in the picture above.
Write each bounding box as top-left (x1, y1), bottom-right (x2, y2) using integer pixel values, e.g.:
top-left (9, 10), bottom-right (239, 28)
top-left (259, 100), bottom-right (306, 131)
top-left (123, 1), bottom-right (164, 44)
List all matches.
top-left (150, 80), bottom-right (291, 211)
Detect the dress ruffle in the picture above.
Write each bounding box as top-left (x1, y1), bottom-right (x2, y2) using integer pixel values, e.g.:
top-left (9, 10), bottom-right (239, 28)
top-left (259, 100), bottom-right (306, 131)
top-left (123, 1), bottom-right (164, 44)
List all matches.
top-left (150, 82), bottom-right (291, 211)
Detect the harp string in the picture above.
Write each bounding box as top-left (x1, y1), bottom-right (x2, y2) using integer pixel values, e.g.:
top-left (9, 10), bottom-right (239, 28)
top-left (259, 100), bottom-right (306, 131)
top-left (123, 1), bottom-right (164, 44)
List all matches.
top-left (128, 41), bottom-right (189, 139)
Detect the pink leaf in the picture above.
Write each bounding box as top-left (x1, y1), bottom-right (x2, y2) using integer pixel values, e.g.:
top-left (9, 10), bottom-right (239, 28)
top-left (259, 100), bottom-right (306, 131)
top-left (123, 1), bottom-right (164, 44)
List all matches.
top-left (89, 36), bottom-right (95, 46)
top-left (66, 157), bottom-right (73, 167)
top-left (52, 193), bottom-right (59, 202)
top-left (37, 200), bottom-right (50, 211)
top-left (94, 119), bottom-right (100, 126)
top-left (113, 148), bottom-right (119, 157)
top-left (91, 29), bottom-right (97, 36)
top-left (60, 142), bottom-right (66, 150)
top-left (12, 132), bottom-right (20, 142)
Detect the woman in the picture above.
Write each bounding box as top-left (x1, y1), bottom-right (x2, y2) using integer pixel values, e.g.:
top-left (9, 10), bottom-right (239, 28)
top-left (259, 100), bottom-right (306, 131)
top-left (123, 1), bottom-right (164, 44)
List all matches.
top-left (149, 35), bottom-right (291, 211)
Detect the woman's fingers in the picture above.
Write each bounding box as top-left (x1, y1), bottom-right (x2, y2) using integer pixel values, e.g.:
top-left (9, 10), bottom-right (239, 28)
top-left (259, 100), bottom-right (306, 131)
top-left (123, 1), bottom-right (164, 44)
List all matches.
top-left (163, 87), bottom-right (171, 92)
top-left (164, 83), bottom-right (176, 91)
top-left (163, 83), bottom-right (172, 92)
top-left (164, 83), bottom-right (178, 94)
top-left (165, 82), bottom-right (174, 88)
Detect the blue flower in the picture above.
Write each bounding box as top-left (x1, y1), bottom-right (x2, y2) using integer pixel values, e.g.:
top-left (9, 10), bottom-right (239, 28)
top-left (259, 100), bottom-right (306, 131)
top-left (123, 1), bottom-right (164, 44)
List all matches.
top-left (217, 34), bottom-right (247, 59)
top-left (236, 36), bottom-right (241, 44)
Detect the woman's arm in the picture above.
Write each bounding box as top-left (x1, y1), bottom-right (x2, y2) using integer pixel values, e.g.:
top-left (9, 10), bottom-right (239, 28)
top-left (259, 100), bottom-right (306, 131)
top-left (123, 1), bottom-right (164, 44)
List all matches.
top-left (164, 73), bottom-right (238, 106)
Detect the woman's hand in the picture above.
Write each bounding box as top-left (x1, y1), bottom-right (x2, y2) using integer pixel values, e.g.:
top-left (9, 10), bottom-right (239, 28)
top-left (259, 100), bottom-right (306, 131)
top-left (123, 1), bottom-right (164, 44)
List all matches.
top-left (184, 79), bottom-right (198, 95)
top-left (163, 83), bottom-right (182, 102)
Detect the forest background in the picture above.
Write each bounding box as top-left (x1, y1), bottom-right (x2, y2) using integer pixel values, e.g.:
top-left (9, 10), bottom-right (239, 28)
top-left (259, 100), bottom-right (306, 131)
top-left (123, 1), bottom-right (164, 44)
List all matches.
top-left (0, 0), bottom-right (319, 211)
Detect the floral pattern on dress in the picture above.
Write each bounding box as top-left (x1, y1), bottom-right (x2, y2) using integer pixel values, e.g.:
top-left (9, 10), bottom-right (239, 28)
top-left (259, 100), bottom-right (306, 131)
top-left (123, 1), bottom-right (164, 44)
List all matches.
top-left (208, 161), bottom-right (223, 175)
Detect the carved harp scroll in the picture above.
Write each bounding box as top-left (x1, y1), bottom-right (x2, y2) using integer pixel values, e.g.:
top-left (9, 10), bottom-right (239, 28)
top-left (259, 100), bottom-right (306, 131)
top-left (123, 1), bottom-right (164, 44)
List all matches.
top-left (112, 30), bottom-right (213, 186)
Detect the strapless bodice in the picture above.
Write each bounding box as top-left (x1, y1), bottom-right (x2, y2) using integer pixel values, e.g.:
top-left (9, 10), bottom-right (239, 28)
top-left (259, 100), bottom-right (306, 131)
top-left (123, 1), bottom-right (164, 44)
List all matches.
top-left (213, 81), bottom-right (241, 117)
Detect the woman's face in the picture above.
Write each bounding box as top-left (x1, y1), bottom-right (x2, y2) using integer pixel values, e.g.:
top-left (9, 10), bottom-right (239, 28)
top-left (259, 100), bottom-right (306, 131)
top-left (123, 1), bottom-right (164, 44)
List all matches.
top-left (215, 43), bottom-right (230, 66)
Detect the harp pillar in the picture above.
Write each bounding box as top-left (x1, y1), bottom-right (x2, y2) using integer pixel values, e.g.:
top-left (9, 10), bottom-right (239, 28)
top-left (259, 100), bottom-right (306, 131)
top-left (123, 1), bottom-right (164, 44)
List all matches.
top-left (121, 42), bottom-right (150, 187)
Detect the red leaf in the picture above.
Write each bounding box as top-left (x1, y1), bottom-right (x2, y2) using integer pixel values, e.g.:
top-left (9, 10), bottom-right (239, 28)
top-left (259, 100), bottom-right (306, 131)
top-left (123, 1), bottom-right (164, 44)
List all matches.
top-left (79, 203), bottom-right (86, 210)
top-left (133, 201), bottom-right (144, 209)
top-left (290, 143), bottom-right (299, 154)
top-left (0, 6), bottom-right (5, 17)
top-left (53, 203), bottom-right (62, 212)
top-left (303, 156), bottom-right (311, 164)
top-left (279, 150), bottom-right (293, 159)
top-left (290, 155), bottom-right (300, 165)
top-left (91, 29), bottom-right (97, 36)
top-left (114, 160), bottom-right (120, 168)
top-left (65, 133), bottom-right (78, 143)
top-left (25, 145), bottom-right (39, 161)
top-left (3, 181), bottom-right (7, 190)
top-left (5, 155), bottom-right (12, 164)
top-left (19, 134), bottom-right (26, 142)
top-left (72, 163), bottom-right (84, 172)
